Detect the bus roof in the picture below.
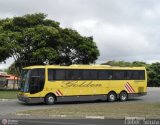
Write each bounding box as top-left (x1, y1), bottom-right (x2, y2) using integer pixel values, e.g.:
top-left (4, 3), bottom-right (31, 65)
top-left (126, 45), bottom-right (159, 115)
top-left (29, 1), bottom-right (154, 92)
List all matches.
top-left (23, 65), bottom-right (146, 70)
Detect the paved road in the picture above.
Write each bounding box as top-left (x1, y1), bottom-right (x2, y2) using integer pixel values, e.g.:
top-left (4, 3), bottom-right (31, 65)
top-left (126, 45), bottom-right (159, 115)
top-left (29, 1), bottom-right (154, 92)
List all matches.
top-left (0, 87), bottom-right (160, 118)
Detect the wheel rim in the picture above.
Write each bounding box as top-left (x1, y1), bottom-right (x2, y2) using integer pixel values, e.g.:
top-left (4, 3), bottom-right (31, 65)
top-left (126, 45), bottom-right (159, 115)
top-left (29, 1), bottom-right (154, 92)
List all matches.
top-left (48, 96), bottom-right (54, 103)
top-left (121, 93), bottom-right (127, 101)
top-left (109, 94), bottom-right (115, 101)
top-left (121, 94), bottom-right (127, 100)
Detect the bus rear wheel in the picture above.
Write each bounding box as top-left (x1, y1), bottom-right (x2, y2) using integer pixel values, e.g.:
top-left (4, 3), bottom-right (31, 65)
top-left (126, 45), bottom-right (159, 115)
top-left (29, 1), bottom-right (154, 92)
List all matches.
top-left (107, 92), bottom-right (116, 102)
top-left (45, 94), bottom-right (56, 105)
top-left (119, 91), bottom-right (128, 101)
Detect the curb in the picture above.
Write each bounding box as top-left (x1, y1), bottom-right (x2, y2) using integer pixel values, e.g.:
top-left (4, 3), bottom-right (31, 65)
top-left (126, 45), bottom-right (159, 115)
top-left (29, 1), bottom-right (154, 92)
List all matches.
top-left (16, 113), bottom-right (30, 116)
top-left (14, 113), bottom-right (105, 119)
top-left (0, 99), bottom-right (9, 101)
top-left (85, 116), bottom-right (105, 119)
top-left (0, 99), bottom-right (16, 101)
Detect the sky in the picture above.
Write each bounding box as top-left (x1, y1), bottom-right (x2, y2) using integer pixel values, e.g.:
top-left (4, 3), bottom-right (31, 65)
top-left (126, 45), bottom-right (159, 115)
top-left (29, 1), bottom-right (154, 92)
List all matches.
top-left (1, 0), bottom-right (160, 69)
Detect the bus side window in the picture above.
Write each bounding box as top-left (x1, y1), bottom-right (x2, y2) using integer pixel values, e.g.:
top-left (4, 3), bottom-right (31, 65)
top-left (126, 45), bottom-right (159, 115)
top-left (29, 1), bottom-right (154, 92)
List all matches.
top-left (113, 70), bottom-right (125, 80)
top-left (89, 70), bottom-right (97, 80)
top-left (107, 71), bottom-right (113, 80)
top-left (48, 69), bottom-right (55, 81)
top-left (139, 71), bottom-right (145, 80)
top-left (126, 70), bottom-right (145, 80)
top-left (98, 70), bottom-right (112, 80)
top-left (132, 70), bottom-right (145, 80)
top-left (83, 70), bottom-right (90, 80)
top-left (72, 70), bottom-right (83, 80)
top-left (65, 70), bottom-right (72, 80)
top-left (55, 69), bottom-right (65, 80)
top-left (65, 70), bottom-right (82, 80)
top-left (83, 70), bottom-right (97, 80)
top-left (126, 71), bottom-right (132, 80)
top-left (108, 74), bottom-right (113, 80)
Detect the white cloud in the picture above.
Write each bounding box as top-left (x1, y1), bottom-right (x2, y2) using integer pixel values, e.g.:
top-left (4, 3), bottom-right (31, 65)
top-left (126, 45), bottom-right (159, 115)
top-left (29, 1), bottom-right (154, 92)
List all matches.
top-left (73, 20), bottom-right (156, 62)
top-left (0, 57), bottom-right (14, 69)
top-left (1, 0), bottom-right (160, 69)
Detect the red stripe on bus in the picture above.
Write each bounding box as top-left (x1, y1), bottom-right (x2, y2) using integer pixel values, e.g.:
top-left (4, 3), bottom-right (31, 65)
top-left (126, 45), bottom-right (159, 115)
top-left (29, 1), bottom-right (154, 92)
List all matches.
top-left (126, 83), bottom-right (133, 93)
top-left (124, 85), bottom-right (130, 93)
top-left (55, 91), bottom-right (60, 96)
top-left (57, 90), bottom-right (63, 96)
top-left (125, 85), bottom-right (131, 93)
top-left (125, 84), bottom-right (132, 93)
top-left (127, 82), bottom-right (135, 92)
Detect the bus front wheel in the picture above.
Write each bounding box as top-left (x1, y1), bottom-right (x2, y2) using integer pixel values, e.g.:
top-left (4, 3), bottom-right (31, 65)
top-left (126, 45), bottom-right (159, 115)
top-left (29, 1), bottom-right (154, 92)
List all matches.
top-left (45, 94), bottom-right (56, 105)
top-left (107, 92), bottom-right (116, 102)
top-left (119, 91), bottom-right (128, 101)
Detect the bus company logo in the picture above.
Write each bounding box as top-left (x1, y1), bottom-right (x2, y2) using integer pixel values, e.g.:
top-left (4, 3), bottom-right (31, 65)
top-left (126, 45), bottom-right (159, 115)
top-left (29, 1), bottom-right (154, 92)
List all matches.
top-left (1, 119), bottom-right (8, 125)
top-left (55, 89), bottom-right (63, 96)
top-left (124, 82), bottom-right (135, 93)
top-left (61, 81), bottom-right (102, 88)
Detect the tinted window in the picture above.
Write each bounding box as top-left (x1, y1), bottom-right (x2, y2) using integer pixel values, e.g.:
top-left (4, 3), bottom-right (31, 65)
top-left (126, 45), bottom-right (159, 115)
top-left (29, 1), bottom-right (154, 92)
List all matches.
top-left (138, 70), bottom-right (145, 80)
top-left (113, 70), bottom-right (125, 80)
top-left (83, 70), bottom-right (97, 80)
top-left (48, 69), bottom-right (145, 81)
top-left (126, 70), bottom-right (145, 80)
top-left (98, 70), bottom-right (112, 80)
top-left (48, 69), bottom-right (55, 80)
top-left (30, 68), bottom-right (45, 94)
top-left (56, 69), bottom-right (65, 80)
top-left (48, 69), bottom-right (65, 80)
top-left (66, 70), bottom-right (82, 80)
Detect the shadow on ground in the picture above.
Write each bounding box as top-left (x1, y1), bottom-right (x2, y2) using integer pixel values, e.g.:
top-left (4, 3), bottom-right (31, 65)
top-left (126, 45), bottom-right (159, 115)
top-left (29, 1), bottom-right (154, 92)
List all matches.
top-left (19, 98), bottom-right (143, 106)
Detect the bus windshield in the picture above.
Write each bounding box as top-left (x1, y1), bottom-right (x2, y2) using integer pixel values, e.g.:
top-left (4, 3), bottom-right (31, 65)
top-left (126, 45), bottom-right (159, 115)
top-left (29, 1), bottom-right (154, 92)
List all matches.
top-left (20, 69), bottom-right (30, 92)
top-left (20, 68), bottom-right (45, 94)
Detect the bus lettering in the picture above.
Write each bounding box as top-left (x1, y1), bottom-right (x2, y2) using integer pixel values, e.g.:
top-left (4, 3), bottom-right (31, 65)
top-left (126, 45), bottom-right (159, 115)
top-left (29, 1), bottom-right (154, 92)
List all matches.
top-left (61, 81), bottom-right (102, 88)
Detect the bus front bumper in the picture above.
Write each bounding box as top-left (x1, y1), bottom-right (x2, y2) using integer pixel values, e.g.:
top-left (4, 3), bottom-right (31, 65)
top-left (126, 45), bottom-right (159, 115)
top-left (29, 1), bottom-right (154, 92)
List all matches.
top-left (17, 95), bottom-right (44, 103)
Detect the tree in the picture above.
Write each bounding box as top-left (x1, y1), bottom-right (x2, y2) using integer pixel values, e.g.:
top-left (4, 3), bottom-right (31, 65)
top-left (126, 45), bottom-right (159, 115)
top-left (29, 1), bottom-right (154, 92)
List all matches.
top-left (0, 19), bottom-right (10, 62)
top-left (0, 13), bottom-right (99, 74)
top-left (148, 63), bottom-right (160, 87)
top-left (102, 61), bottom-right (148, 67)
top-left (102, 61), bottom-right (132, 67)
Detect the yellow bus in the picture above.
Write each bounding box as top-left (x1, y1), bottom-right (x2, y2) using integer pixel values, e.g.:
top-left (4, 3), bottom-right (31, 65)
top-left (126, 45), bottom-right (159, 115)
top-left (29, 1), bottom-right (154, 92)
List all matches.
top-left (17, 65), bottom-right (147, 104)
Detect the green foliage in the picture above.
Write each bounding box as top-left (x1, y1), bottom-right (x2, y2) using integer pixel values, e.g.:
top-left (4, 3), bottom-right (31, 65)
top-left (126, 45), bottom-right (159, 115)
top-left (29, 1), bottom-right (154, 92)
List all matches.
top-left (0, 91), bottom-right (17, 99)
top-left (102, 61), bottom-right (148, 67)
top-left (58, 29), bottom-right (99, 64)
top-left (0, 13), bottom-right (99, 72)
top-left (147, 63), bottom-right (160, 87)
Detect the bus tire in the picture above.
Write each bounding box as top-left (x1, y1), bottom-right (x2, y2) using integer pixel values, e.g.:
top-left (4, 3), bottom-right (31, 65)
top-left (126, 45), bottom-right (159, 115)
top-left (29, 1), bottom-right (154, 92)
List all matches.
top-left (119, 91), bottom-right (128, 101)
top-left (45, 94), bottom-right (56, 105)
top-left (107, 92), bottom-right (116, 102)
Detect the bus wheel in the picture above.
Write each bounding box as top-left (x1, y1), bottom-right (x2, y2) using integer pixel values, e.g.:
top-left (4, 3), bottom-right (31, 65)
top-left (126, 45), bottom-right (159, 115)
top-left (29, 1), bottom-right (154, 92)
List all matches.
top-left (107, 92), bottom-right (116, 102)
top-left (119, 91), bottom-right (128, 101)
top-left (45, 94), bottom-right (56, 105)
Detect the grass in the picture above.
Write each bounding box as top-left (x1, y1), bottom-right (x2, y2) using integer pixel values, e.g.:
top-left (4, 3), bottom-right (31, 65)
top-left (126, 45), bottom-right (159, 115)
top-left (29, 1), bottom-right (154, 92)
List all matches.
top-left (0, 90), bottom-right (18, 99)
top-left (16, 102), bottom-right (160, 119)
